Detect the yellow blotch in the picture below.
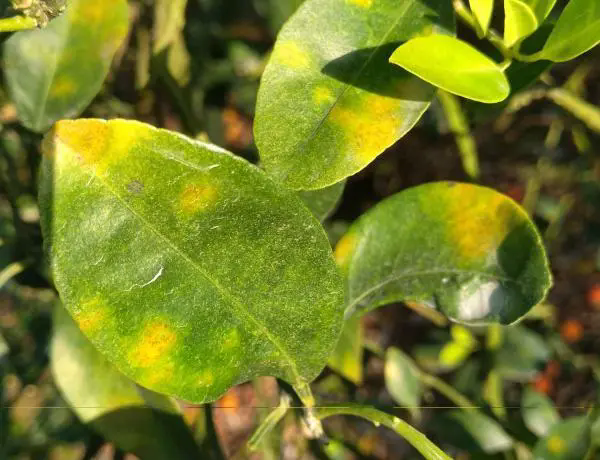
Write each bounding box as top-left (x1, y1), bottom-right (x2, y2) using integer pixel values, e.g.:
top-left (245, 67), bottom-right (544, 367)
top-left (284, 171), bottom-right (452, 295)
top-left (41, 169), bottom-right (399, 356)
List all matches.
top-left (223, 329), bottom-right (240, 349)
top-left (179, 184), bottom-right (218, 214)
top-left (128, 320), bottom-right (177, 367)
top-left (330, 93), bottom-right (400, 165)
top-left (313, 86), bottom-right (335, 105)
top-left (197, 369), bottom-right (215, 387)
top-left (334, 233), bottom-right (357, 268)
top-left (144, 362), bottom-right (175, 387)
top-left (50, 78), bottom-right (77, 98)
top-left (347, 0), bottom-right (374, 8)
top-left (73, 297), bottom-right (107, 334)
top-left (441, 184), bottom-right (519, 262)
top-left (273, 42), bottom-right (311, 69)
top-left (547, 436), bottom-right (566, 454)
top-left (75, 1), bottom-right (108, 23)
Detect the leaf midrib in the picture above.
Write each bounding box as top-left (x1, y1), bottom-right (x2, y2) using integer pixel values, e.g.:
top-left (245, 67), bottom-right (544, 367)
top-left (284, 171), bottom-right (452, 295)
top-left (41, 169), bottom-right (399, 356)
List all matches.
top-left (62, 141), bottom-right (303, 385)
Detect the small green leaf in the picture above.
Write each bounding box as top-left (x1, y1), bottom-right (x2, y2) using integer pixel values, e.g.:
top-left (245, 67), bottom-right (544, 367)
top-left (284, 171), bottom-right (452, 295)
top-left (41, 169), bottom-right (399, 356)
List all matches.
top-left (522, 387), bottom-right (560, 437)
top-left (390, 35), bottom-right (510, 103)
top-left (538, 0), bottom-right (600, 62)
top-left (336, 182), bottom-right (551, 324)
top-left (483, 370), bottom-right (506, 419)
top-left (384, 347), bottom-right (422, 419)
top-left (533, 416), bottom-right (591, 459)
top-left (444, 410), bottom-right (514, 453)
top-left (469, 0), bottom-right (494, 35)
top-left (327, 315), bottom-right (363, 384)
top-left (439, 325), bottom-right (478, 368)
top-left (255, 0), bottom-right (455, 190)
top-left (153, 0), bottom-right (188, 54)
top-left (51, 305), bottom-right (200, 459)
top-left (495, 325), bottom-right (550, 380)
top-left (40, 119), bottom-right (344, 403)
top-left (4, 0), bottom-right (129, 133)
top-left (504, 0), bottom-right (556, 47)
top-left (298, 180), bottom-right (346, 222)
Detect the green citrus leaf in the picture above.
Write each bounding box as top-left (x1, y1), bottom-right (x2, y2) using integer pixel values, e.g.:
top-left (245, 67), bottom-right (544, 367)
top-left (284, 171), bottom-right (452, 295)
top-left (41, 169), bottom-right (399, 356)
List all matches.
top-left (335, 182), bottom-right (552, 324)
top-left (4, 0), bottom-right (129, 133)
top-left (255, 0), bottom-right (455, 190)
top-left (504, 0), bottom-right (556, 47)
top-left (495, 325), bottom-right (550, 380)
top-left (51, 304), bottom-right (200, 459)
top-left (40, 119), bottom-right (344, 403)
top-left (522, 387), bottom-right (560, 437)
top-left (539, 0), bottom-right (600, 62)
top-left (469, 0), bottom-right (494, 35)
top-left (384, 347), bottom-right (422, 419)
top-left (327, 315), bottom-right (363, 384)
top-left (533, 416), bottom-right (591, 459)
top-left (390, 35), bottom-right (510, 103)
top-left (442, 410), bottom-right (513, 453)
top-left (298, 180), bottom-right (345, 222)
top-left (153, 0), bottom-right (187, 54)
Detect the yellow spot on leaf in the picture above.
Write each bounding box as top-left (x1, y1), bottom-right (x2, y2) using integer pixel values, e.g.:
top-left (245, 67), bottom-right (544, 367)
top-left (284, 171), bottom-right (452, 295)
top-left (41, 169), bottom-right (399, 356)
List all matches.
top-left (347, 0), bottom-right (373, 8)
top-left (144, 362), bottom-right (175, 386)
top-left (334, 233), bottom-right (357, 268)
top-left (547, 435), bottom-right (566, 453)
top-left (129, 320), bottom-right (176, 367)
top-left (75, 1), bottom-right (108, 23)
top-left (273, 42), bottom-right (311, 69)
top-left (314, 86), bottom-right (335, 105)
top-left (223, 328), bottom-right (240, 348)
top-left (73, 297), bottom-right (107, 335)
top-left (179, 183), bottom-right (218, 214)
top-left (330, 93), bottom-right (401, 165)
top-left (197, 370), bottom-right (214, 387)
top-left (50, 78), bottom-right (77, 98)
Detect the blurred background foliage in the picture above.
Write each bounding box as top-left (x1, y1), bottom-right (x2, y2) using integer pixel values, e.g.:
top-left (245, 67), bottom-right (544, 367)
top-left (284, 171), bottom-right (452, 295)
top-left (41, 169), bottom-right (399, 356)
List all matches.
top-left (0, 0), bottom-right (599, 459)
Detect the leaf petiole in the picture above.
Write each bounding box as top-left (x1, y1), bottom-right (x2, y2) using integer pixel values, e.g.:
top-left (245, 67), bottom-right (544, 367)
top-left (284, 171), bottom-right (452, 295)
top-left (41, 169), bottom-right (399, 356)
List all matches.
top-left (0, 15), bottom-right (38, 32)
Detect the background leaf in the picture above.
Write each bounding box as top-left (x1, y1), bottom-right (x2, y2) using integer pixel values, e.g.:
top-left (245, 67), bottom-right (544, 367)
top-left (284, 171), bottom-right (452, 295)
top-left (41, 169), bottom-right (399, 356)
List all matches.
top-left (521, 387), bottom-right (560, 437)
top-left (4, 0), bottom-right (129, 133)
top-left (384, 347), bottom-right (422, 419)
top-left (390, 35), bottom-right (510, 103)
top-left (504, 0), bottom-right (556, 47)
top-left (51, 304), bottom-right (200, 459)
top-left (336, 182), bottom-right (552, 324)
top-left (532, 416), bottom-right (591, 459)
top-left (327, 315), bottom-right (363, 385)
top-left (153, 0), bottom-right (188, 54)
top-left (469, 0), bottom-right (494, 35)
top-left (40, 119), bottom-right (344, 403)
top-left (254, 0), bottom-right (454, 190)
top-left (298, 180), bottom-right (346, 222)
top-left (539, 0), bottom-right (600, 61)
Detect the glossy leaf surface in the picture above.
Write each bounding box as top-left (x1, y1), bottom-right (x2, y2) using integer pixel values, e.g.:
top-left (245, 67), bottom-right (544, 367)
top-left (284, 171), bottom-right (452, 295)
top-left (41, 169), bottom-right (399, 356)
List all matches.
top-left (504, 0), bottom-right (555, 47)
top-left (336, 182), bottom-right (552, 324)
top-left (255, 0), bottom-right (454, 190)
top-left (533, 416), bottom-right (591, 459)
top-left (390, 35), bottom-right (510, 103)
top-left (469, 0), bottom-right (494, 35)
top-left (40, 119), bottom-right (344, 403)
top-left (384, 347), bottom-right (422, 418)
top-left (522, 387), bottom-right (560, 437)
top-left (51, 305), bottom-right (200, 459)
top-left (327, 315), bottom-right (363, 384)
top-left (539, 0), bottom-right (600, 62)
top-left (4, 0), bottom-right (129, 133)
top-left (298, 180), bottom-right (345, 222)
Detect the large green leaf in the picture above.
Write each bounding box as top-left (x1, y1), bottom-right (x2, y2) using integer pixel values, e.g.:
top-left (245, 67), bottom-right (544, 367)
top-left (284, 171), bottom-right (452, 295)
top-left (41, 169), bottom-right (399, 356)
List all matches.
top-left (335, 182), bottom-right (552, 324)
top-left (390, 35), bottom-right (510, 103)
top-left (522, 387), bottom-right (560, 437)
top-left (538, 0), bottom-right (600, 62)
top-left (40, 119), bottom-right (344, 403)
top-left (533, 416), bottom-right (591, 459)
top-left (4, 0), bottom-right (129, 133)
top-left (504, 0), bottom-right (556, 47)
top-left (255, 0), bottom-right (454, 190)
top-left (51, 304), bottom-right (200, 459)
top-left (384, 347), bottom-right (422, 419)
top-left (469, 0), bottom-right (494, 35)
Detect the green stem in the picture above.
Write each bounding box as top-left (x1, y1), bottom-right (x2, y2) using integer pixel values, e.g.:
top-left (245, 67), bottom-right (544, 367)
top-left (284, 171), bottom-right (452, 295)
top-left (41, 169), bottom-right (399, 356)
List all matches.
top-left (0, 15), bottom-right (37, 32)
top-left (315, 405), bottom-right (451, 460)
top-left (247, 394), bottom-right (291, 452)
top-left (417, 370), bottom-right (477, 410)
top-left (0, 260), bottom-right (29, 289)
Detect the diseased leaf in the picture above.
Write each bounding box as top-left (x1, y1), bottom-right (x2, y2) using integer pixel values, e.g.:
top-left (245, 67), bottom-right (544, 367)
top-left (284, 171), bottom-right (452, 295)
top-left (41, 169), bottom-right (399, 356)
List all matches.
top-left (504, 0), bottom-right (556, 47)
top-left (335, 182), bottom-right (552, 324)
top-left (4, 0), bottom-right (129, 133)
top-left (40, 119), bottom-right (344, 403)
top-left (327, 315), bottom-right (363, 385)
top-left (298, 180), bottom-right (345, 222)
top-left (522, 387), bottom-right (560, 437)
top-left (469, 0), bottom-right (494, 35)
top-left (390, 35), bottom-right (510, 103)
top-left (255, 0), bottom-right (455, 190)
top-left (533, 416), bottom-right (591, 459)
top-left (51, 304), bottom-right (200, 459)
top-left (539, 0), bottom-right (600, 62)
top-left (384, 347), bottom-right (422, 419)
